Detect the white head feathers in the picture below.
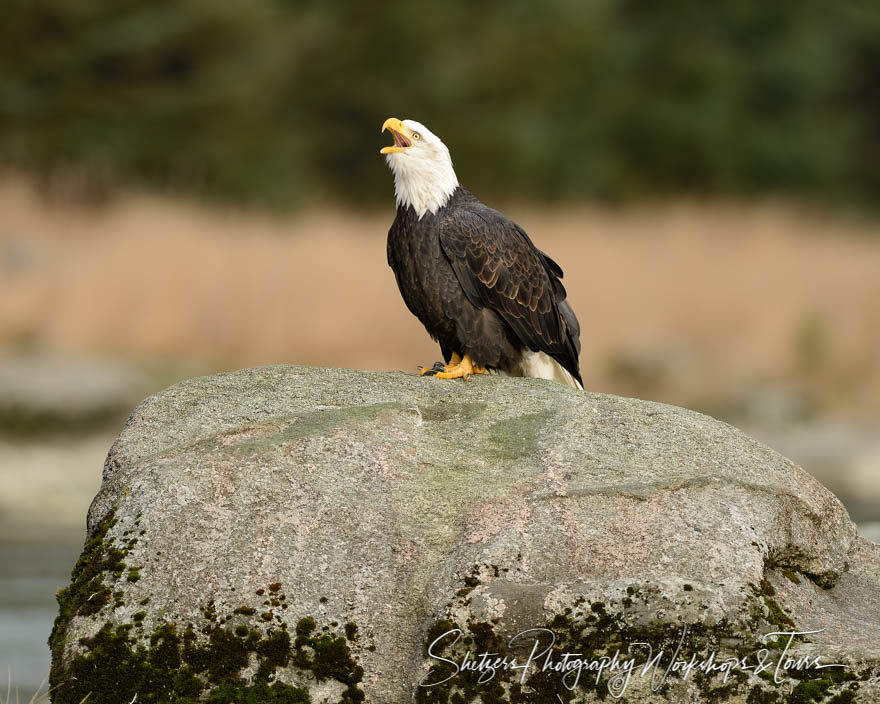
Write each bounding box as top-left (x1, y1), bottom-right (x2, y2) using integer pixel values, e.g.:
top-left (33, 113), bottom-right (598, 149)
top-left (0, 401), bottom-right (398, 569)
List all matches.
top-left (383, 119), bottom-right (459, 218)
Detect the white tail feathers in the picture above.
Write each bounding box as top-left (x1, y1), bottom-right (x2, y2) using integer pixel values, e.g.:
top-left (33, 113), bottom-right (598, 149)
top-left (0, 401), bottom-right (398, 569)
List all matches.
top-left (516, 350), bottom-right (583, 390)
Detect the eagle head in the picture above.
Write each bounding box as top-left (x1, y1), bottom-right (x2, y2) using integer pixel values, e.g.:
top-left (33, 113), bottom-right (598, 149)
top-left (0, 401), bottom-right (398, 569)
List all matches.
top-left (380, 117), bottom-right (459, 218)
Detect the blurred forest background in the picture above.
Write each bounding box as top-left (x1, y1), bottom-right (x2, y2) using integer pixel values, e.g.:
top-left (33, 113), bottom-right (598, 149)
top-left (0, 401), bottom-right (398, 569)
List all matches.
top-left (3, 0), bottom-right (880, 208)
top-left (2, 0), bottom-right (880, 699)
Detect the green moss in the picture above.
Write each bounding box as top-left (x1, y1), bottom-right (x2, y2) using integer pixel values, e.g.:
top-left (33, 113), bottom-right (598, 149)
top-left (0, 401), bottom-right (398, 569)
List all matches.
top-left (255, 629), bottom-right (291, 680)
top-left (48, 509), bottom-right (126, 693)
top-left (764, 596), bottom-right (796, 628)
top-left (788, 677), bottom-right (834, 703)
top-left (751, 578), bottom-right (796, 630)
top-left (50, 577), bottom-right (364, 704)
top-left (417, 578), bottom-right (863, 704)
top-left (51, 612), bottom-right (362, 703)
top-left (199, 626), bottom-right (251, 682)
top-left (311, 633), bottom-right (363, 686)
top-left (203, 680), bottom-right (310, 703)
top-left (782, 569), bottom-right (802, 585)
top-left (296, 616), bottom-right (316, 639)
top-left (424, 619), bottom-right (456, 657)
top-left (201, 601), bottom-right (218, 622)
top-left (782, 666), bottom-right (860, 703)
top-left (288, 618), bottom-right (363, 702)
top-left (52, 621), bottom-right (203, 704)
top-left (418, 608), bottom-right (621, 704)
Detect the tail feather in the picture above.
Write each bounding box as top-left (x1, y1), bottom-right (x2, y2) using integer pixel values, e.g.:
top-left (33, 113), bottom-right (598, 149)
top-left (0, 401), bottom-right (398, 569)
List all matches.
top-left (516, 350), bottom-right (583, 390)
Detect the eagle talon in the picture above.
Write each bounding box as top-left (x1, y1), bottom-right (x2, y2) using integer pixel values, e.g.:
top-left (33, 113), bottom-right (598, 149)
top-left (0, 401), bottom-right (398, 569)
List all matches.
top-left (419, 361), bottom-right (447, 376)
top-left (432, 354), bottom-right (487, 381)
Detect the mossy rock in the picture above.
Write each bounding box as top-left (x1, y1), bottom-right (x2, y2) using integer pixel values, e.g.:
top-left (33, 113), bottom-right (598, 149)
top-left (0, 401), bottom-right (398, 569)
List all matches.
top-left (51, 366), bottom-right (880, 702)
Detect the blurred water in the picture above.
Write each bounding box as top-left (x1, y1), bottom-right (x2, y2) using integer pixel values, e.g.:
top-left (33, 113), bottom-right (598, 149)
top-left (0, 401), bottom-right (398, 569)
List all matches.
top-left (0, 542), bottom-right (80, 699)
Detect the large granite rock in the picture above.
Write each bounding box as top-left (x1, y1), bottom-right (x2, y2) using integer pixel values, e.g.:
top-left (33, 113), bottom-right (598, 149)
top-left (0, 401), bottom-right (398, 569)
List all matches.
top-left (49, 366), bottom-right (880, 703)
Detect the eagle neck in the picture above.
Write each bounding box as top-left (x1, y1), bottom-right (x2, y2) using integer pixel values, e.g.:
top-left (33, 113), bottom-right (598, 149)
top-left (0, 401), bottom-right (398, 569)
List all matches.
top-left (389, 155), bottom-right (459, 219)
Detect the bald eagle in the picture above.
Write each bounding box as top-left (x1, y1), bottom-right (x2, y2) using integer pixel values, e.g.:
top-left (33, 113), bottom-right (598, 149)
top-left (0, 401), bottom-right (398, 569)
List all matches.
top-left (381, 117), bottom-right (583, 390)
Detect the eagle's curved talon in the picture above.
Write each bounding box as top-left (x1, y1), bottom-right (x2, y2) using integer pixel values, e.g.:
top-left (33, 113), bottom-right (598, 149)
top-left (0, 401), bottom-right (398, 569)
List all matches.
top-left (432, 354), bottom-right (487, 381)
top-left (418, 361), bottom-right (446, 376)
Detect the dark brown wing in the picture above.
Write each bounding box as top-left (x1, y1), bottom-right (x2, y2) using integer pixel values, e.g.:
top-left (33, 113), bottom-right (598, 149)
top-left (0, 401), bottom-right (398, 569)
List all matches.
top-left (438, 202), bottom-right (581, 384)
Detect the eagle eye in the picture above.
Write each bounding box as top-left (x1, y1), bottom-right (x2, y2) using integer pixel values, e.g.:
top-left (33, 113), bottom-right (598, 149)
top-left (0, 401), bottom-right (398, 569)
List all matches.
top-left (412, 132), bottom-right (421, 141)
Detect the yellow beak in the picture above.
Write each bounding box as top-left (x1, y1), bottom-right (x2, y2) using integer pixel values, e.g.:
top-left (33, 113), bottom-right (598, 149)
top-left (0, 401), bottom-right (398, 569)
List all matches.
top-left (380, 117), bottom-right (414, 154)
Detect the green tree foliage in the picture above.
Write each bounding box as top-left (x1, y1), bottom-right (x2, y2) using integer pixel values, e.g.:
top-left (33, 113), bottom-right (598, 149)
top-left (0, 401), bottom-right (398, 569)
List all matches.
top-left (1, 0), bottom-right (878, 208)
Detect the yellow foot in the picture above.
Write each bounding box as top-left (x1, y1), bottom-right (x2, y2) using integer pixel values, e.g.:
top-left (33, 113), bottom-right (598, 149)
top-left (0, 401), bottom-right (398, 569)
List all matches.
top-left (419, 352), bottom-right (461, 376)
top-left (433, 354), bottom-right (487, 381)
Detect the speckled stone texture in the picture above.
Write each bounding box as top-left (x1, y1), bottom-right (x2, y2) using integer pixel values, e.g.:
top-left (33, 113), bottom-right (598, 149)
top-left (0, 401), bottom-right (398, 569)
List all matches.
top-left (53, 365), bottom-right (880, 703)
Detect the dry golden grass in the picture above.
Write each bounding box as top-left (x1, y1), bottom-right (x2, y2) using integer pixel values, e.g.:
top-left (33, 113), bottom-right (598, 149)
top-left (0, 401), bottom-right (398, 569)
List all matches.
top-left (2, 177), bottom-right (879, 415)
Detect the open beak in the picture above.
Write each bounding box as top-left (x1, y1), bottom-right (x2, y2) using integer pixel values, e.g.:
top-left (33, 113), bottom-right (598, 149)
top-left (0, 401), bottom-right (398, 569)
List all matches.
top-left (380, 117), bottom-right (414, 154)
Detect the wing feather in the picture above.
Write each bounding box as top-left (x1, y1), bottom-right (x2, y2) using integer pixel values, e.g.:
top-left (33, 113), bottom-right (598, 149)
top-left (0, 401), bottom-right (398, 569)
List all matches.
top-left (438, 203), bottom-right (582, 383)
